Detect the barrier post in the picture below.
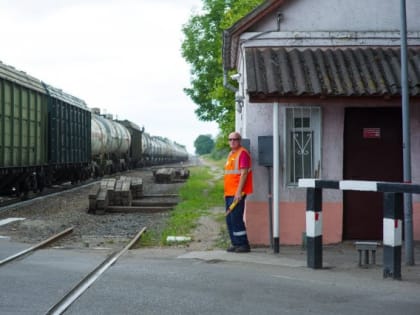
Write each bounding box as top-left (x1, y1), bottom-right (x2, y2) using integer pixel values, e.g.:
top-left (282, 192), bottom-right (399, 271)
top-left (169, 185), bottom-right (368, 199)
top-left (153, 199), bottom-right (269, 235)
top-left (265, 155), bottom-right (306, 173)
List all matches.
top-left (383, 192), bottom-right (403, 279)
top-left (306, 187), bottom-right (323, 269)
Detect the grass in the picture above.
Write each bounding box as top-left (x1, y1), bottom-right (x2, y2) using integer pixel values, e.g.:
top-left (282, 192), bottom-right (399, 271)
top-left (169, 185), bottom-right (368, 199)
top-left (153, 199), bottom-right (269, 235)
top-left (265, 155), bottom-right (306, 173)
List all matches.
top-left (135, 229), bottom-right (159, 247)
top-left (213, 212), bottom-right (230, 249)
top-left (138, 160), bottom-right (224, 247)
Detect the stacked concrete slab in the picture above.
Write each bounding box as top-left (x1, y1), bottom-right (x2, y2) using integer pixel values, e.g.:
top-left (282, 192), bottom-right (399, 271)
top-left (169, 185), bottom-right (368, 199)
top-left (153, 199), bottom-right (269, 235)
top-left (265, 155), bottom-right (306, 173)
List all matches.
top-left (89, 176), bottom-right (143, 213)
top-left (130, 177), bottom-right (144, 199)
top-left (153, 167), bottom-right (190, 183)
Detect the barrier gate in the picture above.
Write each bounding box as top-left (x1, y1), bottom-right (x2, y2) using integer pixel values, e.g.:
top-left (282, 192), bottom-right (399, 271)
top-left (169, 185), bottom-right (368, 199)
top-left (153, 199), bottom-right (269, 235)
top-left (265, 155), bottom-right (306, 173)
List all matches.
top-left (298, 179), bottom-right (417, 280)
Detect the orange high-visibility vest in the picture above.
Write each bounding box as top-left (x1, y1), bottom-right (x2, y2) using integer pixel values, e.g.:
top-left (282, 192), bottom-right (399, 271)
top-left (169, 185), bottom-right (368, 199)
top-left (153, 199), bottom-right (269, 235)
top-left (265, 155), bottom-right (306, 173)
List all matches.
top-left (224, 147), bottom-right (253, 196)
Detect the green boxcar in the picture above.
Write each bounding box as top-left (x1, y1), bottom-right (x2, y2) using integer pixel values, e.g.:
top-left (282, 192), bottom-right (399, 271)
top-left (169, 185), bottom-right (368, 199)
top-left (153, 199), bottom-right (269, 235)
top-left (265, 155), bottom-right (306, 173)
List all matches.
top-left (43, 84), bottom-right (91, 165)
top-left (0, 63), bottom-right (48, 168)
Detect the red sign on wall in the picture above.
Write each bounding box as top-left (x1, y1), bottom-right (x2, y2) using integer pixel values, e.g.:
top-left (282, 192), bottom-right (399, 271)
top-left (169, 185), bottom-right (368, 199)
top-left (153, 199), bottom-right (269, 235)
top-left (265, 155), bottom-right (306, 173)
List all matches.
top-left (363, 128), bottom-right (381, 139)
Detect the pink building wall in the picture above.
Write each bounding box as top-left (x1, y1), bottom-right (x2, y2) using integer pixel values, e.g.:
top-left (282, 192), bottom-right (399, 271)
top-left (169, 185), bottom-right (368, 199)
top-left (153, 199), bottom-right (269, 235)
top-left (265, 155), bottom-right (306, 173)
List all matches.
top-left (245, 200), bottom-right (420, 246)
top-left (244, 99), bottom-right (420, 245)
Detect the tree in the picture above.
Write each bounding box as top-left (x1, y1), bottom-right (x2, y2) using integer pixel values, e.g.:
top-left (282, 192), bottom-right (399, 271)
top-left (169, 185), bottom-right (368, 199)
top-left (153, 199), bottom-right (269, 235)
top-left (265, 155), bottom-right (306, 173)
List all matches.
top-left (182, 0), bottom-right (263, 143)
top-left (194, 134), bottom-right (215, 155)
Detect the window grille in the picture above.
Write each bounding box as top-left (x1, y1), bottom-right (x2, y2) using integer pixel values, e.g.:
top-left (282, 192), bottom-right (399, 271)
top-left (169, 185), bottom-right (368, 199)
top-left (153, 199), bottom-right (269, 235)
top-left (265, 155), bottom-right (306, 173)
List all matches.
top-left (285, 107), bottom-right (321, 186)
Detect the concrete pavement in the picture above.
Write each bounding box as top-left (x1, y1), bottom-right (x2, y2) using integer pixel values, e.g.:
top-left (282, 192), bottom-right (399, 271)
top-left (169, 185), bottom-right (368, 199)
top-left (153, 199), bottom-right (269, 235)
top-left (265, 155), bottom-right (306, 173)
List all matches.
top-left (1, 238), bottom-right (420, 314)
top-left (177, 242), bottom-right (420, 284)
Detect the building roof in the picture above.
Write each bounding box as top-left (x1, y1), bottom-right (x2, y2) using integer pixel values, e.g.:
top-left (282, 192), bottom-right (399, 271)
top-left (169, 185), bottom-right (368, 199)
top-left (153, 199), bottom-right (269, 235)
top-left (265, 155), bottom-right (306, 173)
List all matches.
top-left (245, 47), bottom-right (420, 101)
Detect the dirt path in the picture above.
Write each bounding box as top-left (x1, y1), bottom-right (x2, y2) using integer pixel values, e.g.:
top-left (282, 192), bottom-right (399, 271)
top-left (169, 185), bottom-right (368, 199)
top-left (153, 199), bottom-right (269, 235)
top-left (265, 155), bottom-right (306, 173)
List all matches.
top-left (186, 157), bottom-right (226, 251)
top-left (187, 206), bottom-right (225, 250)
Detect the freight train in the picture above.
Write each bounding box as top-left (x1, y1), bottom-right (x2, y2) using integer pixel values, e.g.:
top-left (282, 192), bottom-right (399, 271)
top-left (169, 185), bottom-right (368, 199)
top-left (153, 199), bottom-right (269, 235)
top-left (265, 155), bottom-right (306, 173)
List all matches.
top-left (0, 61), bottom-right (188, 196)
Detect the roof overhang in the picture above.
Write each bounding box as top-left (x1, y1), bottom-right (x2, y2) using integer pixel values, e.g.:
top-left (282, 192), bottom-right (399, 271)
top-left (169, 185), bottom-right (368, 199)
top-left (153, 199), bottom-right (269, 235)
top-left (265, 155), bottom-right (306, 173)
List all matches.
top-left (245, 47), bottom-right (420, 102)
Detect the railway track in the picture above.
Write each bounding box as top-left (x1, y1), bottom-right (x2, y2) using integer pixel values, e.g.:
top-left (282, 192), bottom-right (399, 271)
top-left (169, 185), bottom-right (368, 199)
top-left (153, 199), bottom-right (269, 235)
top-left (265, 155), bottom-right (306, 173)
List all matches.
top-left (0, 180), bottom-right (99, 213)
top-left (46, 227), bottom-right (147, 315)
top-left (0, 164), bottom-right (184, 212)
top-left (0, 227), bottom-right (74, 267)
top-left (0, 226), bottom-right (147, 314)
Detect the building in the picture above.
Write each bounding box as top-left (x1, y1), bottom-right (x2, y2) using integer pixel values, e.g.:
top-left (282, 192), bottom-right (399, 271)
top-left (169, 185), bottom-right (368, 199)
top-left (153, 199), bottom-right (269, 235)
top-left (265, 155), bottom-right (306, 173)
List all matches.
top-left (222, 0), bottom-right (420, 245)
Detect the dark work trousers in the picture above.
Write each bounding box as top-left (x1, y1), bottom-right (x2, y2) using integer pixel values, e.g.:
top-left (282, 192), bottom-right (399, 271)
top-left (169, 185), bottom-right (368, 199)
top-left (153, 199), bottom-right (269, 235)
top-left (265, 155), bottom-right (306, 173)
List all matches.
top-left (225, 196), bottom-right (249, 247)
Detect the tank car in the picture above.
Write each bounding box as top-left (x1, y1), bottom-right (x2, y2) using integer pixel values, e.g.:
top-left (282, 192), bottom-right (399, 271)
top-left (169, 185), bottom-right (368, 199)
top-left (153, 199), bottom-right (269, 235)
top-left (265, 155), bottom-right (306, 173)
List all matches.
top-left (91, 109), bottom-right (131, 175)
top-left (140, 132), bottom-right (153, 165)
top-left (143, 136), bottom-right (188, 165)
top-left (172, 141), bottom-right (189, 162)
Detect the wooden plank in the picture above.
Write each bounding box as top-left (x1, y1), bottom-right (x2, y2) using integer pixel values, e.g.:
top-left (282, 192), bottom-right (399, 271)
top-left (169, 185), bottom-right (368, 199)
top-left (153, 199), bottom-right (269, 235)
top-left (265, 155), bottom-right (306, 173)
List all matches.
top-left (141, 194), bottom-right (179, 198)
top-left (131, 200), bottom-right (178, 207)
top-left (106, 206), bottom-right (173, 213)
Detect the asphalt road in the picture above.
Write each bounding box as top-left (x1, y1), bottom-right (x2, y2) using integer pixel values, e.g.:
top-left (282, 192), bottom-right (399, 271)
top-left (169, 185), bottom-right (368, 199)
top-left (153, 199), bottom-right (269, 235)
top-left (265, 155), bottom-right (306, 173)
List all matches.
top-left (1, 242), bottom-right (419, 315)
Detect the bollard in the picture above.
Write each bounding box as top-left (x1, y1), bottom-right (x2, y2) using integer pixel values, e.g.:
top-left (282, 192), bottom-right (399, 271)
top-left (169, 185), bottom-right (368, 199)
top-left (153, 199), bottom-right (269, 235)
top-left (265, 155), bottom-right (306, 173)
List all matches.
top-left (383, 192), bottom-right (403, 280)
top-left (306, 188), bottom-right (323, 269)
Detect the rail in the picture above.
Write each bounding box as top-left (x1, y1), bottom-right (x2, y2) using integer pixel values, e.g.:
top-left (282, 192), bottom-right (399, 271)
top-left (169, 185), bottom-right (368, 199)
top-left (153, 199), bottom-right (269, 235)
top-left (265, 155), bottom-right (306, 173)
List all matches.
top-left (46, 227), bottom-right (147, 315)
top-left (0, 181), bottom-right (98, 213)
top-left (0, 227), bottom-right (74, 267)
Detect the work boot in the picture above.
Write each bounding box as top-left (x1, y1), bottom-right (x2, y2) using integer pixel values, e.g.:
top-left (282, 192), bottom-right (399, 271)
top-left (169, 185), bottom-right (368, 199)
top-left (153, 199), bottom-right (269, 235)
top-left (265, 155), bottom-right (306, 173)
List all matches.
top-left (235, 245), bottom-right (251, 253)
top-left (226, 246), bottom-right (237, 252)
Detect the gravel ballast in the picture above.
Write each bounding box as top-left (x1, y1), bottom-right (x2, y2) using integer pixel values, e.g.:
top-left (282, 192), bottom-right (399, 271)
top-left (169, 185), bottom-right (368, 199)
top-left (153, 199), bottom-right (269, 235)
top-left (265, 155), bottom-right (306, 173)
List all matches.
top-left (0, 167), bottom-right (185, 249)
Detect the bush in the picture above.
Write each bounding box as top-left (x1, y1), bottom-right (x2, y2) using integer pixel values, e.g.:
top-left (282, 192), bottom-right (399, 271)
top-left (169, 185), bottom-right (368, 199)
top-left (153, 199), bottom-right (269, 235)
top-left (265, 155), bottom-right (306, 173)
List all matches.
top-left (210, 148), bottom-right (229, 161)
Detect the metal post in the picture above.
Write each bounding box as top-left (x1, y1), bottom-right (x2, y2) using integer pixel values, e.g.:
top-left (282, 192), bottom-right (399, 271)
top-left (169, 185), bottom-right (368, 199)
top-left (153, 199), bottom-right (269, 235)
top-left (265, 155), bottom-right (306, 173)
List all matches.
top-left (266, 166), bottom-right (273, 249)
top-left (383, 193), bottom-right (403, 279)
top-left (400, 0), bottom-right (414, 265)
top-left (273, 102), bottom-right (280, 253)
top-left (306, 188), bottom-right (323, 269)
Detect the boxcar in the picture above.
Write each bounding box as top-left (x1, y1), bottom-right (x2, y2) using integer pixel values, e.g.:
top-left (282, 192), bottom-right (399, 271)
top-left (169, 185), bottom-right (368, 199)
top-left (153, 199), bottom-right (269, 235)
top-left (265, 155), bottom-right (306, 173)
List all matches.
top-left (43, 83), bottom-right (91, 184)
top-left (0, 62), bottom-right (48, 194)
top-left (0, 61), bottom-right (91, 195)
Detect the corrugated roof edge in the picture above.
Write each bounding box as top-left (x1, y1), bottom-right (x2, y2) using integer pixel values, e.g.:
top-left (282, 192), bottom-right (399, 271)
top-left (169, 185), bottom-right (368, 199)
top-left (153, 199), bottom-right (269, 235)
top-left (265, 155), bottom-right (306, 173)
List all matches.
top-left (0, 60), bottom-right (46, 93)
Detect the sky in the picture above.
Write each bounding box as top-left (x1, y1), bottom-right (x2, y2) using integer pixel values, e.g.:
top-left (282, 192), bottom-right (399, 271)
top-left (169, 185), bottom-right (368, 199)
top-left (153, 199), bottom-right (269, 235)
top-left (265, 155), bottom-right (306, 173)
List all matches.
top-left (0, 0), bottom-right (219, 154)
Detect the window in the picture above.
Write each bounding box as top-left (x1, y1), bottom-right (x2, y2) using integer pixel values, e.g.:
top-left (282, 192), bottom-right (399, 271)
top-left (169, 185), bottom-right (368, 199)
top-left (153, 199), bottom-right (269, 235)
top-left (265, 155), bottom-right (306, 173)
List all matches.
top-left (285, 107), bottom-right (321, 186)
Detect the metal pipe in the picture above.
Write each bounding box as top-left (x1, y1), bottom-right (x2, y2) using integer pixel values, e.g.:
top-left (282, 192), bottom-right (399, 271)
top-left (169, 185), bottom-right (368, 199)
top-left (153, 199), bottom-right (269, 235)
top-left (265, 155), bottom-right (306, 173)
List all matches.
top-left (266, 166), bottom-right (273, 249)
top-left (400, 0), bottom-right (414, 265)
top-left (223, 70), bottom-right (238, 93)
top-left (273, 102), bottom-right (280, 253)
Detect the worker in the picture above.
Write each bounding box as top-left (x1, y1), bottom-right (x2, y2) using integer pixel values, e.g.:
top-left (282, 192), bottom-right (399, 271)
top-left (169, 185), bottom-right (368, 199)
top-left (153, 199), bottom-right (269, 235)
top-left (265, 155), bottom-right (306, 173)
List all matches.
top-left (224, 131), bottom-right (253, 253)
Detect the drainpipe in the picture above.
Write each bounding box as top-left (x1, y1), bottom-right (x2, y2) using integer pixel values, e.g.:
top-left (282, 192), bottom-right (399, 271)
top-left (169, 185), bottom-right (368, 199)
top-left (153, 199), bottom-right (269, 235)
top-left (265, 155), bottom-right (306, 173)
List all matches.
top-left (273, 102), bottom-right (280, 253)
top-left (223, 69), bottom-right (238, 93)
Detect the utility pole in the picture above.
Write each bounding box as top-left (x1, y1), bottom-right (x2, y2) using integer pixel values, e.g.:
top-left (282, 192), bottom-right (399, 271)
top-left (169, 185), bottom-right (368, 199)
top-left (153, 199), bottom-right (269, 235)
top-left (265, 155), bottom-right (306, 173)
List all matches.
top-left (400, 0), bottom-right (414, 265)
top-left (273, 102), bottom-right (280, 253)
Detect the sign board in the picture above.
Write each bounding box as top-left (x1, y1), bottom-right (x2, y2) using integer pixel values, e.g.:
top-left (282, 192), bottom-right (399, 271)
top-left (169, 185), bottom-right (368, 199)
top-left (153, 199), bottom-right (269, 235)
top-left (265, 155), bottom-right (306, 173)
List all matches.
top-left (363, 128), bottom-right (381, 139)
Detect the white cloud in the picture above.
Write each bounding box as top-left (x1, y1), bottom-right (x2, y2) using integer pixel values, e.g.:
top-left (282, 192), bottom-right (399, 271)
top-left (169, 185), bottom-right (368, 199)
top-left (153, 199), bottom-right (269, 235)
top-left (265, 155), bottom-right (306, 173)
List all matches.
top-left (0, 0), bottom-right (217, 153)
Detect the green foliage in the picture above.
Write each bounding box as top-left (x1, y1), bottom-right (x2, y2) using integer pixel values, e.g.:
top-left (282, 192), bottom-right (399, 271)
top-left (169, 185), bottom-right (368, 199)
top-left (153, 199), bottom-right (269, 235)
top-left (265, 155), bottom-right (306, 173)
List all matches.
top-left (181, 0), bottom-right (263, 135)
top-left (136, 230), bottom-right (159, 248)
top-left (210, 146), bottom-right (229, 160)
top-left (194, 134), bottom-right (215, 155)
top-left (138, 157), bottom-right (228, 248)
